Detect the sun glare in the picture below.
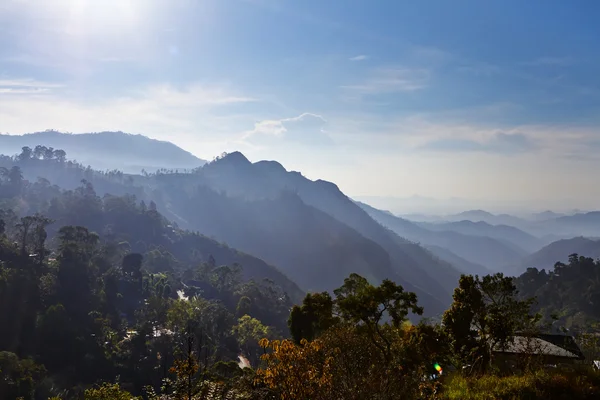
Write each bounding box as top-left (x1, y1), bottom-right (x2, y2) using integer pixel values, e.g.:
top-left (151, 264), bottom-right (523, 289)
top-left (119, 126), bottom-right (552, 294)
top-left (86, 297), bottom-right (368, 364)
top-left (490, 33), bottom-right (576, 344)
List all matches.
top-left (67, 0), bottom-right (141, 29)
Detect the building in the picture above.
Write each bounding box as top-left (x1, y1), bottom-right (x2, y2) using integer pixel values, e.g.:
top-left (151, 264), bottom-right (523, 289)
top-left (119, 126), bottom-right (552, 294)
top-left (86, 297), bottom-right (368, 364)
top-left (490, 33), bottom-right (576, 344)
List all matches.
top-left (493, 334), bottom-right (584, 369)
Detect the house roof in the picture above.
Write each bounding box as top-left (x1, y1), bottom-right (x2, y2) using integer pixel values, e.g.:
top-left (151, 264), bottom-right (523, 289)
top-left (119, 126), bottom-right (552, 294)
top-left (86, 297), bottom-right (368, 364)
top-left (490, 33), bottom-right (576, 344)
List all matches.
top-left (493, 335), bottom-right (583, 360)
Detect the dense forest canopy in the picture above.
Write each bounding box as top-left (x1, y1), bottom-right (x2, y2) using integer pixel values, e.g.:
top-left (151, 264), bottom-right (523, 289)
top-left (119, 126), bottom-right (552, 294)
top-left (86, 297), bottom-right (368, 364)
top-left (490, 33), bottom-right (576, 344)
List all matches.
top-left (1, 146), bottom-right (600, 399)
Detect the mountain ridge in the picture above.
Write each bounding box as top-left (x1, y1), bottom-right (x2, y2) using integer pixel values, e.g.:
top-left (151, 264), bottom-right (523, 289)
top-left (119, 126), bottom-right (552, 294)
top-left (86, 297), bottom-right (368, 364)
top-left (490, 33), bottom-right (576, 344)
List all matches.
top-left (0, 130), bottom-right (206, 173)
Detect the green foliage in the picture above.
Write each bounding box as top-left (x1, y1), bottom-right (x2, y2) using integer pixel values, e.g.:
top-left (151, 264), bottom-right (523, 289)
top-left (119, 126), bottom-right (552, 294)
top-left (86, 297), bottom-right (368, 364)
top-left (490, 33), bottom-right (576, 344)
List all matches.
top-left (288, 292), bottom-right (336, 344)
top-left (2, 149), bottom-right (600, 399)
top-left (443, 273), bottom-right (537, 373)
top-left (516, 254), bottom-right (600, 332)
top-left (443, 369), bottom-right (600, 400)
top-left (84, 382), bottom-right (140, 400)
top-left (0, 352), bottom-right (46, 400)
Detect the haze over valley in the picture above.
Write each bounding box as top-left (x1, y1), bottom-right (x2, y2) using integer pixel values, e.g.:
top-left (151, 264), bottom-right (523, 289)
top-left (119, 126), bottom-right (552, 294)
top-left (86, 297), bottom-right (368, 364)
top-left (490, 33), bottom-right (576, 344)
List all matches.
top-left (2, 1), bottom-right (600, 398)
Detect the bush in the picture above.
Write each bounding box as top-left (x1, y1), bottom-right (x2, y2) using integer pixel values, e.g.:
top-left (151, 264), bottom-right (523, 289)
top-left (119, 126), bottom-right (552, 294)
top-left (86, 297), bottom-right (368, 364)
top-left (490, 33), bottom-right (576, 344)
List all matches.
top-left (443, 368), bottom-right (600, 400)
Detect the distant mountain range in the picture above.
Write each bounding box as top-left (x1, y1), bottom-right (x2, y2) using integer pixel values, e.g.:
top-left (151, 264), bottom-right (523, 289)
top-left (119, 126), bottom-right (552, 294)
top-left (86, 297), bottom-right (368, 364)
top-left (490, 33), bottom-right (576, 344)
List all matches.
top-left (356, 202), bottom-right (528, 272)
top-left (416, 220), bottom-right (545, 253)
top-left (1, 139), bottom-right (461, 316)
top-left (404, 209), bottom-right (600, 241)
top-left (3, 130), bottom-right (599, 317)
top-left (0, 130), bottom-right (206, 173)
top-left (510, 237), bottom-right (600, 275)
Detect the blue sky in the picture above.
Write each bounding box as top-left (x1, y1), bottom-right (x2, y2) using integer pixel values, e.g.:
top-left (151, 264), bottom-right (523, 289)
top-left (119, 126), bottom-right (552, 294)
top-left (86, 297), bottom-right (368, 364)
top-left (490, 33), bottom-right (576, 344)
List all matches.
top-left (1, 0), bottom-right (600, 211)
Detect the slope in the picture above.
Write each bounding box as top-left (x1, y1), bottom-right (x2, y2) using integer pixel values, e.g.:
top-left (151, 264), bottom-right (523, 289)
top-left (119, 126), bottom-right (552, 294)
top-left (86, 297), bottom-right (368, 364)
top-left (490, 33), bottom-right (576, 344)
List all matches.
top-left (0, 155), bottom-right (303, 303)
top-left (511, 237), bottom-right (600, 275)
top-left (191, 153), bottom-right (457, 312)
top-left (2, 148), bottom-right (451, 315)
top-left (420, 220), bottom-right (544, 253)
top-left (357, 201), bottom-right (528, 271)
top-left (424, 245), bottom-right (492, 277)
top-left (0, 130), bottom-right (206, 173)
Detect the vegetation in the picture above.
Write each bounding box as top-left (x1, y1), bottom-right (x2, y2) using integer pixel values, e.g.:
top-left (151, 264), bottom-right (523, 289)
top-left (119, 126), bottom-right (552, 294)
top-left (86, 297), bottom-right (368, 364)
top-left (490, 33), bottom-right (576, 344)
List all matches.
top-left (1, 147), bottom-right (600, 399)
top-left (516, 254), bottom-right (600, 332)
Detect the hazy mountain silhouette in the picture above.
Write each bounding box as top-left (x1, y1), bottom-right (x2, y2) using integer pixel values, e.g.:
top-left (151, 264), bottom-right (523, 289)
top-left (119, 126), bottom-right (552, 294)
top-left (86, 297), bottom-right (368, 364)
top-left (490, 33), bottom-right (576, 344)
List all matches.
top-left (530, 210), bottom-right (566, 221)
top-left (511, 237), bottom-right (600, 275)
top-left (445, 209), bottom-right (529, 227)
top-left (356, 202), bottom-right (528, 271)
top-left (182, 152), bottom-right (456, 314)
top-left (418, 220), bottom-right (545, 253)
top-left (2, 148), bottom-right (452, 315)
top-left (423, 244), bottom-right (492, 276)
top-left (0, 130), bottom-right (205, 173)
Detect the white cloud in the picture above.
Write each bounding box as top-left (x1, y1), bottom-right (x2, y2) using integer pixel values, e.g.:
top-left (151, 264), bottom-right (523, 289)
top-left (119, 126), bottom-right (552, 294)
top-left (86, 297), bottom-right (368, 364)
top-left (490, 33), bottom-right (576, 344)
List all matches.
top-left (0, 81), bottom-right (259, 158)
top-left (243, 113), bottom-right (332, 147)
top-left (0, 78), bottom-right (64, 88)
top-left (349, 55), bottom-right (368, 61)
top-left (0, 77), bottom-right (64, 95)
top-left (523, 56), bottom-right (575, 67)
top-left (341, 67), bottom-right (429, 94)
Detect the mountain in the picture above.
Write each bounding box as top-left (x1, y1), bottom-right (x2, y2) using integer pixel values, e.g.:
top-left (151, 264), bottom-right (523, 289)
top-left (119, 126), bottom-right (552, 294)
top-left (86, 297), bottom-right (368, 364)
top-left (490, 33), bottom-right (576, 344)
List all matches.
top-left (160, 152), bottom-right (458, 315)
top-left (445, 210), bottom-right (529, 228)
top-left (0, 166), bottom-right (304, 304)
top-left (530, 210), bottom-right (566, 221)
top-left (540, 212), bottom-right (600, 238)
top-left (419, 220), bottom-right (545, 253)
top-left (356, 202), bottom-right (528, 271)
top-left (423, 245), bottom-right (492, 277)
top-left (0, 130), bottom-right (206, 173)
top-left (511, 237), bottom-right (600, 275)
top-left (515, 254), bottom-right (600, 332)
top-left (1, 148), bottom-right (454, 316)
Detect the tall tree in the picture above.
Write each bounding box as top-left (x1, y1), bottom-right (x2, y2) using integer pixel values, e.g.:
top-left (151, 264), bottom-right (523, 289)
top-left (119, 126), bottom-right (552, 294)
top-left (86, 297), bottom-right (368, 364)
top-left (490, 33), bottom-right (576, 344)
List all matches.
top-left (442, 273), bottom-right (536, 373)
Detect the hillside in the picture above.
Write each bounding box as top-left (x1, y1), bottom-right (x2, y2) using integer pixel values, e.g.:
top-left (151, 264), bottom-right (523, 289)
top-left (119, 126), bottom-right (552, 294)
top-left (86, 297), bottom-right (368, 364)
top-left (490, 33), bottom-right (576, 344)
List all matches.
top-left (512, 237), bottom-right (600, 275)
top-left (0, 173), bottom-right (304, 304)
top-left (424, 244), bottom-right (492, 276)
top-left (191, 153), bottom-right (458, 311)
top-left (419, 219), bottom-right (544, 253)
top-left (441, 209), bottom-right (530, 229)
top-left (356, 201), bottom-right (527, 271)
top-left (515, 254), bottom-right (600, 331)
top-left (536, 212), bottom-right (600, 238)
top-left (0, 130), bottom-right (206, 173)
top-left (1, 148), bottom-right (453, 316)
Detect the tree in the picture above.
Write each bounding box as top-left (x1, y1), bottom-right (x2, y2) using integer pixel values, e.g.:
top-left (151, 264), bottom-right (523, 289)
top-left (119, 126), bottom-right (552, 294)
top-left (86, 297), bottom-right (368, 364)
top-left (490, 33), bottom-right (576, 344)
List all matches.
top-left (122, 253), bottom-right (143, 282)
top-left (442, 273), bottom-right (536, 373)
top-left (235, 296), bottom-right (252, 318)
top-left (334, 273), bottom-right (423, 362)
top-left (84, 382), bottom-right (140, 400)
top-left (0, 352), bottom-right (46, 400)
top-left (288, 292), bottom-right (336, 344)
top-left (33, 145), bottom-right (46, 159)
top-left (7, 166), bottom-right (23, 196)
top-left (19, 146), bottom-right (33, 161)
top-left (43, 146), bottom-right (55, 160)
top-left (53, 149), bottom-right (67, 162)
top-left (231, 315), bottom-right (271, 363)
top-left (256, 338), bottom-right (333, 400)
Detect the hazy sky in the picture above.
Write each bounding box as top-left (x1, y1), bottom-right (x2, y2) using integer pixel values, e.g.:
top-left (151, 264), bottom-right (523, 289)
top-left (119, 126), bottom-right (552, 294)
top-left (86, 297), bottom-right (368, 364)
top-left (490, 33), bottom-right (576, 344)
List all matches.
top-left (1, 0), bottom-right (600, 210)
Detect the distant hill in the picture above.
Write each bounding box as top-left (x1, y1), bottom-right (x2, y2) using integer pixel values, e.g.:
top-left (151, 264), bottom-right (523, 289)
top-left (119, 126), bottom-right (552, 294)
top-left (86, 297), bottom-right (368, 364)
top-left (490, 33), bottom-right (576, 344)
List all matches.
top-left (530, 210), bottom-right (566, 221)
top-left (423, 244), bottom-right (492, 277)
top-left (419, 220), bottom-right (545, 253)
top-left (0, 130), bottom-right (206, 173)
top-left (1, 150), bottom-right (455, 316)
top-left (181, 152), bottom-right (457, 315)
top-left (512, 237), bottom-right (600, 275)
top-left (445, 209), bottom-right (529, 228)
top-left (356, 202), bottom-right (528, 271)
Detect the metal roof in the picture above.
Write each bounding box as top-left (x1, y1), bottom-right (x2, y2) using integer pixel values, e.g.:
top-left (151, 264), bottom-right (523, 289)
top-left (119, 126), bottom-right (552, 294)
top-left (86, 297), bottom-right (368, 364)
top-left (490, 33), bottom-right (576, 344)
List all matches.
top-left (493, 336), bottom-right (580, 359)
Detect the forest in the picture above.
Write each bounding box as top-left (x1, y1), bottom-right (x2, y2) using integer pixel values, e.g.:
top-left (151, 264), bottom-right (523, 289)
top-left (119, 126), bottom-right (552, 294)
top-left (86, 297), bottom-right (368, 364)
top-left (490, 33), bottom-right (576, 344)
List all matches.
top-left (1, 147), bottom-right (600, 399)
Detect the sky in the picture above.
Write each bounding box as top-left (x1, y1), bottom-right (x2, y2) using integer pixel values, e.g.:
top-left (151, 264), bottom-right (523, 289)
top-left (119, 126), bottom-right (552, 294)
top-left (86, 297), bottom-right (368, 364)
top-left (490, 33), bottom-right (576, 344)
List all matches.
top-left (1, 0), bottom-right (600, 212)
